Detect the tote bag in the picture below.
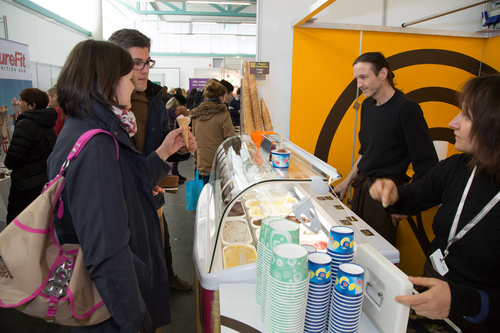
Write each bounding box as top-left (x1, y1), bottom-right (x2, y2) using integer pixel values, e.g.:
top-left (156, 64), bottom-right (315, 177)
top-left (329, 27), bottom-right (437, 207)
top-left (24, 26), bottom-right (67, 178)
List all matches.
top-left (186, 170), bottom-right (204, 211)
top-left (0, 129), bottom-right (117, 326)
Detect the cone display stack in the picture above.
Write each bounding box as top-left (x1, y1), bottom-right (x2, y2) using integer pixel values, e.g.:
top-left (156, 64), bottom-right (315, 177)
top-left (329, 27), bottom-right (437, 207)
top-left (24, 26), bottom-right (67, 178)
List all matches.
top-left (248, 65), bottom-right (263, 132)
top-left (243, 61), bottom-right (255, 134)
top-left (260, 97), bottom-right (273, 132)
top-left (242, 61), bottom-right (273, 134)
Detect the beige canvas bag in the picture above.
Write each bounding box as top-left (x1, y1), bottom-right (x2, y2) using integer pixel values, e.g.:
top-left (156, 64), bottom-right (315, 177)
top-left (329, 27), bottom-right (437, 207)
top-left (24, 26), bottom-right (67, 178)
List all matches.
top-left (0, 129), bottom-right (116, 326)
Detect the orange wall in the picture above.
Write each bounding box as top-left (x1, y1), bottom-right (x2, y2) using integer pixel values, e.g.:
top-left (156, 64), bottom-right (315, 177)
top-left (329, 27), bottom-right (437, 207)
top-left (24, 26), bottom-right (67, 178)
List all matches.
top-left (291, 27), bottom-right (500, 276)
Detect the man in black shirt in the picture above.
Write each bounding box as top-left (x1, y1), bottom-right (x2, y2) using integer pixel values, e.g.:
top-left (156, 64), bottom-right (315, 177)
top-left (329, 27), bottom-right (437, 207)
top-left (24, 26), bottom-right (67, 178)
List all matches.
top-left (334, 52), bottom-right (438, 246)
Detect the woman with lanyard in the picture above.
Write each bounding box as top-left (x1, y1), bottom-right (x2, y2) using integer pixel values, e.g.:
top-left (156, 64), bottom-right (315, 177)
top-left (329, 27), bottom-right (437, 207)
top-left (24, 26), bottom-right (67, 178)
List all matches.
top-left (369, 74), bottom-right (500, 332)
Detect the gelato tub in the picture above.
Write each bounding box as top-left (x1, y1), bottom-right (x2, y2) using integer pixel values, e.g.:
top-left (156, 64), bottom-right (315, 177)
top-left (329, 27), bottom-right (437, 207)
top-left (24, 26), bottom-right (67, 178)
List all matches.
top-left (223, 244), bottom-right (257, 269)
top-left (221, 218), bottom-right (253, 246)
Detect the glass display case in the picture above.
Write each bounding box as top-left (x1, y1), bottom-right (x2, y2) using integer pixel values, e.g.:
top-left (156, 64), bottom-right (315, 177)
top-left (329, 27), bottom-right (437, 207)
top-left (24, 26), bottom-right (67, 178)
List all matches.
top-left (194, 133), bottom-right (399, 294)
top-left (193, 133), bottom-right (401, 333)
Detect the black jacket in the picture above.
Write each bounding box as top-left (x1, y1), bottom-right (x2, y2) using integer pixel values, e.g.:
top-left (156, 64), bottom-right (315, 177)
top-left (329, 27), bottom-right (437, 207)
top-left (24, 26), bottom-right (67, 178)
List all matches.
top-left (5, 108), bottom-right (57, 191)
top-left (47, 99), bottom-right (171, 332)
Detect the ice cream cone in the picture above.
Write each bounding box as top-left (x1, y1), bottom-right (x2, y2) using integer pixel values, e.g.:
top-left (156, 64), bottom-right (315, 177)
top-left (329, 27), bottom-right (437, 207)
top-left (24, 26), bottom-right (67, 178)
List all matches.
top-left (177, 115), bottom-right (190, 148)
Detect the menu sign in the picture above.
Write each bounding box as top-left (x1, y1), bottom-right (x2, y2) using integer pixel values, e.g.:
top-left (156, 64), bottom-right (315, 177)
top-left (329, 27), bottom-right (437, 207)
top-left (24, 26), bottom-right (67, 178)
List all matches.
top-left (249, 62), bottom-right (270, 75)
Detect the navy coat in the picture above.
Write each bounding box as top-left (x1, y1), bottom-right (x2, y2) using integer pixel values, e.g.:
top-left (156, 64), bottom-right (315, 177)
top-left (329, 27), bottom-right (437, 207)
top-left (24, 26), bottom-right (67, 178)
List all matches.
top-left (47, 99), bottom-right (170, 332)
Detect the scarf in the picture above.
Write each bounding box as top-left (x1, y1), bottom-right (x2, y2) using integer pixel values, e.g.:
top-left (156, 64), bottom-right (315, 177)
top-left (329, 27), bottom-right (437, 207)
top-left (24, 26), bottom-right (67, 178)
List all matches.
top-left (111, 106), bottom-right (137, 137)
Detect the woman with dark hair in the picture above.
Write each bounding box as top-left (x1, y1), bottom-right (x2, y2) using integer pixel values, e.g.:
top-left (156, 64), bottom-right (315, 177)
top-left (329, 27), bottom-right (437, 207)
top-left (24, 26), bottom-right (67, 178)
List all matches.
top-left (47, 39), bottom-right (195, 332)
top-left (4, 88), bottom-right (57, 224)
top-left (185, 88), bottom-right (197, 110)
top-left (190, 80), bottom-right (235, 184)
top-left (369, 74), bottom-right (500, 332)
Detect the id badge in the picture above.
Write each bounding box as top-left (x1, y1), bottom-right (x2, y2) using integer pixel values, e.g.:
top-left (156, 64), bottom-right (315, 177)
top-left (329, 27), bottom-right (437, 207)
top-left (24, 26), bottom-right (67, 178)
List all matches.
top-left (430, 249), bottom-right (449, 276)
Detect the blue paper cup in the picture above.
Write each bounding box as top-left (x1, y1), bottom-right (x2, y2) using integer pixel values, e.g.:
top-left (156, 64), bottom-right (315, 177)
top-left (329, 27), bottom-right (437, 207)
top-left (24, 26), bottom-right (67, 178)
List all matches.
top-left (328, 226), bottom-right (354, 254)
top-left (308, 252), bottom-right (332, 285)
top-left (272, 149), bottom-right (291, 169)
top-left (334, 263), bottom-right (365, 296)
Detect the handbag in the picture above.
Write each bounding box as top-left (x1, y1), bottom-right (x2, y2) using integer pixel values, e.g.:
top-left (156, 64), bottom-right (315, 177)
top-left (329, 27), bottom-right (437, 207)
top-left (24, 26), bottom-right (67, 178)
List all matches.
top-left (186, 169), bottom-right (204, 211)
top-left (0, 129), bottom-right (117, 326)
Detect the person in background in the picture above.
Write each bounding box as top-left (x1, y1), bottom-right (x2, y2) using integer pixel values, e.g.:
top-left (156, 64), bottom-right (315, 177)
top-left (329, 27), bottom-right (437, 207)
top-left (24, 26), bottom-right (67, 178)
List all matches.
top-left (49, 39), bottom-right (194, 332)
top-left (369, 74), bottom-right (500, 332)
top-left (11, 97), bottom-right (19, 122)
top-left (228, 87), bottom-right (241, 127)
top-left (47, 86), bottom-right (65, 136)
top-left (192, 78), bottom-right (219, 109)
top-left (166, 93), bottom-right (188, 183)
top-left (219, 79), bottom-right (234, 105)
top-left (186, 88), bottom-right (197, 110)
top-left (191, 80), bottom-right (235, 185)
top-left (333, 52), bottom-right (438, 247)
top-left (108, 28), bottom-right (194, 291)
top-left (166, 94), bottom-right (187, 131)
top-left (161, 86), bottom-right (172, 105)
top-left (5, 88), bottom-right (57, 224)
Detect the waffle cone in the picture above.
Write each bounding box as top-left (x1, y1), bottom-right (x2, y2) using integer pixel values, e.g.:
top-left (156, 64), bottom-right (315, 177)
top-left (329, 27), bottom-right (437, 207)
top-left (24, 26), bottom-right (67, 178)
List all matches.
top-left (177, 117), bottom-right (190, 148)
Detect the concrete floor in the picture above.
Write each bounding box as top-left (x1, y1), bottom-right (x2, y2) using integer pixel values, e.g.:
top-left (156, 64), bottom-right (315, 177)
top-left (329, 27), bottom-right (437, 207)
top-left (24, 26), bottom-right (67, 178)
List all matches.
top-left (0, 158), bottom-right (197, 332)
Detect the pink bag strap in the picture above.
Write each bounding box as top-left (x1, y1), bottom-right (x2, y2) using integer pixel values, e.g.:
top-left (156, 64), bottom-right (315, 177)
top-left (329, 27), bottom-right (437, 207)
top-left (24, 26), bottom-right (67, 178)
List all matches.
top-left (59, 129), bottom-right (119, 175)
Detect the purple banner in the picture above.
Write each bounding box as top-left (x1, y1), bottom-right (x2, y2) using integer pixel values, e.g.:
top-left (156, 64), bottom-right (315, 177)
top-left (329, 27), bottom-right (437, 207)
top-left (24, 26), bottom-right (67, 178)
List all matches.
top-left (189, 78), bottom-right (210, 92)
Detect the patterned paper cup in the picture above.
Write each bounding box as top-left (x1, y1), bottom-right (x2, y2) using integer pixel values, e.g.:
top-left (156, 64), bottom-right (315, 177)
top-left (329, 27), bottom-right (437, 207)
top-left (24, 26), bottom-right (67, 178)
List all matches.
top-left (328, 226), bottom-right (354, 254)
top-left (265, 220), bottom-right (300, 249)
top-left (308, 252), bottom-right (332, 285)
top-left (334, 263), bottom-right (365, 296)
top-left (269, 243), bottom-right (309, 283)
top-left (259, 217), bottom-right (286, 244)
top-left (271, 148), bottom-right (291, 169)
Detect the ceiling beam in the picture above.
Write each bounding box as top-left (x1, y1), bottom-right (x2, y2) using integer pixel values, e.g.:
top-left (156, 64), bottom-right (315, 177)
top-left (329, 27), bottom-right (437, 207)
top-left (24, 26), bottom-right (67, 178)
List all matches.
top-left (114, 0), bottom-right (256, 18)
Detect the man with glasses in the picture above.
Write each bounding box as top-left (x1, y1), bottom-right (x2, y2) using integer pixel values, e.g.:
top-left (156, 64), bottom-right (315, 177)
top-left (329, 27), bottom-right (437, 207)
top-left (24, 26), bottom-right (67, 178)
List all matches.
top-left (109, 29), bottom-right (193, 292)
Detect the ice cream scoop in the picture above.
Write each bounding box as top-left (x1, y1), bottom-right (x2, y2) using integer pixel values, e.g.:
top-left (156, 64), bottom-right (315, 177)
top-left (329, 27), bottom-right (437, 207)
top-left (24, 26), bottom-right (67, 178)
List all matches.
top-left (176, 115), bottom-right (190, 148)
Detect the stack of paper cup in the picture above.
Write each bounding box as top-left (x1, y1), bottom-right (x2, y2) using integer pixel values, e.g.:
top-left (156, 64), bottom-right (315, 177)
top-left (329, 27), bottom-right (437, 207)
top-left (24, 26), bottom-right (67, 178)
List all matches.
top-left (305, 252), bottom-right (332, 333)
top-left (260, 219), bottom-right (300, 324)
top-left (328, 263), bottom-right (365, 333)
top-left (265, 243), bottom-right (309, 333)
top-left (327, 226), bottom-right (355, 282)
top-left (256, 217), bottom-right (284, 306)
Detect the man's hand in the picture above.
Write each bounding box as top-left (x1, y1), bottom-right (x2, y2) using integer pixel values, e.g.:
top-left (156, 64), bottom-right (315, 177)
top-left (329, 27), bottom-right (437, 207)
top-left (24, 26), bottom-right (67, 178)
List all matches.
top-left (391, 214), bottom-right (408, 227)
top-left (396, 276), bottom-right (451, 320)
top-left (153, 185), bottom-right (165, 196)
top-left (333, 179), bottom-right (350, 201)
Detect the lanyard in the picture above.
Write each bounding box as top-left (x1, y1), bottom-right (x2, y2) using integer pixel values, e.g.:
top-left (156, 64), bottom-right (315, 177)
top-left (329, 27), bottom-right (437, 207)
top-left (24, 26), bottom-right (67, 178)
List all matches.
top-left (445, 166), bottom-right (500, 257)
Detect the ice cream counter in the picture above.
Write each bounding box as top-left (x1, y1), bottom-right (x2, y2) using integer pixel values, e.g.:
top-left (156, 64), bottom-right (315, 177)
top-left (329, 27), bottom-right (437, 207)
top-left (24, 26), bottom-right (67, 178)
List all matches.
top-left (193, 134), bottom-right (410, 333)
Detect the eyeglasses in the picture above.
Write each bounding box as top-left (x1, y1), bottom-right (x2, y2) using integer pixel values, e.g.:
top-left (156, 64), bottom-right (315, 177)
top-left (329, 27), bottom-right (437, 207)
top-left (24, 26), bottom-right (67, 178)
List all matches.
top-left (133, 58), bottom-right (156, 70)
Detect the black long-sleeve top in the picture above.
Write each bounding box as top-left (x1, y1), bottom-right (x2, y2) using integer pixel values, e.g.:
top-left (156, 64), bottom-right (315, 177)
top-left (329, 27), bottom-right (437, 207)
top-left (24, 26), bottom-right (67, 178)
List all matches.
top-left (391, 154), bottom-right (500, 329)
top-left (357, 91), bottom-right (438, 181)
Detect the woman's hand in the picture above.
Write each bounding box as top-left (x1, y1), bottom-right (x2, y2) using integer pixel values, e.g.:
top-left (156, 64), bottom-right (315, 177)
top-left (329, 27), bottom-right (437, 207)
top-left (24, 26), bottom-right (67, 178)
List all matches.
top-left (369, 178), bottom-right (399, 208)
top-left (178, 129), bottom-right (197, 154)
top-left (395, 276), bottom-right (451, 320)
top-left (156, 127), bottom-right (197, 160)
